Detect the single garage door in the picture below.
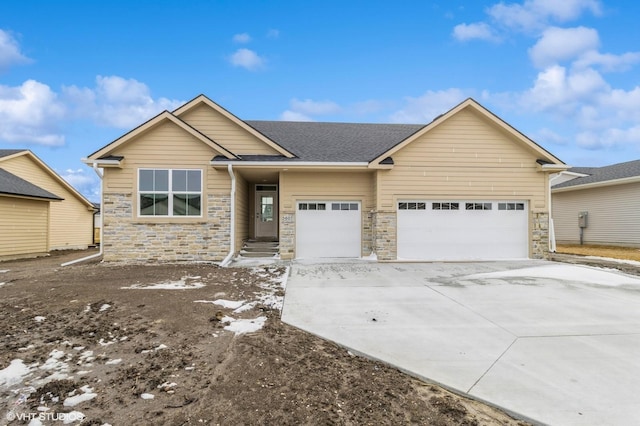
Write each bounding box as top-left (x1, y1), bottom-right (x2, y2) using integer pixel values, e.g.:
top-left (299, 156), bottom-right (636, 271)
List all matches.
top-left (397, 200), bottom-right (529, 260)
top-left (296, 201), bottom-right (361, 258)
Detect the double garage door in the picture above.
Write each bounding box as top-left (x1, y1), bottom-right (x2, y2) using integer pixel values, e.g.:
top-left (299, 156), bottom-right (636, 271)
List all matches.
top-left (296, 201), bottom-right (361, 258)
top-left (397, 200), bottom-right (529, 260)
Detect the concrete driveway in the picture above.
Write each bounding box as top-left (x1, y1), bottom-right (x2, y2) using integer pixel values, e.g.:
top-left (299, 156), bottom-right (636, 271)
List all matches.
top-left (281, 260), bottom-right (640, 426)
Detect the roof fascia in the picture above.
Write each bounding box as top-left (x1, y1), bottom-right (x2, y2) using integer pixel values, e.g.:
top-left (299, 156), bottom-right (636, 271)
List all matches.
top-left (210, 160), bottom-right (369, 170)
top-left (370, 98), bottom-right (565, 166)
top-left (173, 95), bottom-right (296, 158)
top-left (0, 192), bottom-right (63, 202)
top-left (552, 175), bottom-right (640, 193)
top-left (13, 151), bottom-right (94, 209)
top-left (88, 111), bottom-right (237, 161)
top-left (0, 150), bottom-right (29, 163)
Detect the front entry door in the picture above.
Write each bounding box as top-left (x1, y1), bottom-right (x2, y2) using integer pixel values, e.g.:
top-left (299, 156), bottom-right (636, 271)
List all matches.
top-left (255, 187), bottom-right (278, 239)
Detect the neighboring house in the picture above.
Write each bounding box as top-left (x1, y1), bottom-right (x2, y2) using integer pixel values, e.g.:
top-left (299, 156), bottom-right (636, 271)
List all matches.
top-left (83, 95), bottom-right (566, 263)
top-left (0, 149), bottom-right (96, 259)
top-left (551, 159), bottom-right (640, 247)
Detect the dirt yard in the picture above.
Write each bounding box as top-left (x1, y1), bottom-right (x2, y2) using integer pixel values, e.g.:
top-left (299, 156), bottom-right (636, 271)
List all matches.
top-left (0, 250), bottom-right (527, 425)
top-left (556, 244), bottom-right (640, 262)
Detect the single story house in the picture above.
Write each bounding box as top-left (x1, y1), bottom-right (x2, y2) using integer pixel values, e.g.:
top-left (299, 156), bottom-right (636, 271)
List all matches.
top-left (83, 95), bottom-right (567, 263)
top-left (0, 149), bottom-right (97, 259)
top-left (551, 159), bottom-right (640, 247)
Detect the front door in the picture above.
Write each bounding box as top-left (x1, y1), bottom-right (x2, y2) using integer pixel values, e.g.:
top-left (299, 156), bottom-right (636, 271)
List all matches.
top-left (255, 186), bottom-right (278, 240)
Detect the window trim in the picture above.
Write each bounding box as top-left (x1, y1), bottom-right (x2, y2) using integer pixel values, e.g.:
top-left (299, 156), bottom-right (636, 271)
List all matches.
top-left (138, 168), bottom-right (203, 218)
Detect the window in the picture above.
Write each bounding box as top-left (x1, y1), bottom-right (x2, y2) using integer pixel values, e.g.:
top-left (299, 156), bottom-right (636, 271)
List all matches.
top-left (498, 203), bottom-right (525, 211)
top-left (139, 169), bottom-right (202, 216)
top-left (432, 202), bottom-right (459, 210)
top-left (299, 202), bottom-right (326, 211)
top-left (398, 202), bottom-right (426, 210)
top-left (331, 203), bottom-right (359, 211)
top-left (465, 202), bottom-right (492, 210)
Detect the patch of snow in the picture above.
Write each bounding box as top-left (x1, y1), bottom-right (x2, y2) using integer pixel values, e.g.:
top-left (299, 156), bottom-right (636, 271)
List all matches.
top-left (18, 344), bottom-right (36, 352)
top-left (122, 276), bottom-right (205, 290)
top-left (361, 252), bottom-right (378, 261)
top-left (464, 263), bottom-right (640, 287)
top-left (0, 282), bottom-right (6, 287)
top-left (28, 419), bottom-right (44, 426)
top-left (63, 386), bottom-right (96, 407)
top-left (33, 316), bottom-right (46, 322)
top-left (0, 269), bottom-right (8, 273)
top-left (194, 299), bottom-right (246, 309)
top-left (141, 343), bottom-right (167, 354)
top-left (583, 255), bottom-right (640, 267)
top-left (62, 411), bottom-right (86, 424)
top-left (105, 358), bottom-right (122, 365)
top-left (140, 393), bottom-right (155, 399)
top-left (223, 316), bottom-right (267, 335)
top-left (233, 301), bottom-right (257, 313)
top-left (0, 359), bottom-right (31, 388)
top-left (98, 338), bottom-right (115, 346)
top-left (98, 304), bottom-right (111, 312)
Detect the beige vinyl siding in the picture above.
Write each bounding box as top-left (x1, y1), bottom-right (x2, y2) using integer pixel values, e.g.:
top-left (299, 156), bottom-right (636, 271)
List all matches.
top-left (0, 197), bottom-right (49, 257)
top-left (235, 173), bottom-right (249, 252)
top-left (280, 171), bottom-right (374, 211)
top-left (1, 155), bottom-right (93, 250)
top-left (378, 108), bottom-right (547, 210)
top-left (103, 121), bottom-right (231, 200)
top-left (553, 182), bottom-right (640, 247)
top-left (180, 104), bottom-right (280, 155)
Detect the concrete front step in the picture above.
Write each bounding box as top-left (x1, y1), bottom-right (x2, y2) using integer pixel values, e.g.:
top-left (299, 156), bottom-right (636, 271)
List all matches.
top-left (240, 240), bottom-right (279, 258)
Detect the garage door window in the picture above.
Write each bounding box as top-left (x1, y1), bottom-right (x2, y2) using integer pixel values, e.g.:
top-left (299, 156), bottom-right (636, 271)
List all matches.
top-left (498, 203), bottom-right (525, 211)
top-left (331, 203), bottom-right (359, 211)
top-left (465, 202), bottom-right (492, 210)
top-left (299, 203), bottom-right (326, 211)
top-left (398, 202), bottom-right (426, 210)
top-left (432, 202), bottom-right (459, 210)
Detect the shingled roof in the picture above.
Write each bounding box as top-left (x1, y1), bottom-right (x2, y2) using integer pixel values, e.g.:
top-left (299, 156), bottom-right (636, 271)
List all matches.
top-left (553, 159), bottom-right (640, 189)
top-left (0, 168), bottom-right (63, 200)
top-left (0, 149), bottom-right (27, 159)
top-left (244, 121), bottom-right (425, 162)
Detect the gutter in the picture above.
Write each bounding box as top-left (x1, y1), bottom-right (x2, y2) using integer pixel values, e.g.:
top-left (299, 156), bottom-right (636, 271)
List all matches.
top-left (62, 164), bottom-right (104, 266)
top-left (210, 160), bottom-right (369, 168)
top-left (220, 164), bottom-right (236, 267)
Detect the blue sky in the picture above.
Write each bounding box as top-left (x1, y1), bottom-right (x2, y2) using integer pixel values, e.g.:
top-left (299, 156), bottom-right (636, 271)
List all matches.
top-left (1, 0), bottom-right (639, 202)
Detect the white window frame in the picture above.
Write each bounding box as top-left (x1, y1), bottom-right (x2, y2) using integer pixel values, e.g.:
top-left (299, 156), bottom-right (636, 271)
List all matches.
top-left (138, 168), bottom-right (203, 217)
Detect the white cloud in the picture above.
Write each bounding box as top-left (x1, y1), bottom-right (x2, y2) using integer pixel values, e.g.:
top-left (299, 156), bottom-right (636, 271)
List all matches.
top-left (534, 127), bottom-right (569, 145)
top-left (0, 29), bottom-right (30, 71)
top-left (488, 0), bottom-right (602, 33)
top-left (232, 33), bottom-right (251, 43)
top-left (0, 80), bottom-right (65, 146)
top-left (529, 26), bottom-right (599, 68)
top-left (573, 50), bottom-right (640, 72)
top-left (520, 65), bottom-right (608, 113)
top-left (289, 98), bottom-right (341, 116)
top-left (279, 98), bottom-right (342, 121)
top-left (58, 168), bottom-right (100, 200)
top-left (389, 89), bottom-right (468, 123)
top-left (453, 22), bottom-right (500, 42)
top-left (229, 48), bottom-right (265, 71)
top-left (280, 110), bottom-right (312, 121)
top-left (63, 75), bottom-right (184, 128)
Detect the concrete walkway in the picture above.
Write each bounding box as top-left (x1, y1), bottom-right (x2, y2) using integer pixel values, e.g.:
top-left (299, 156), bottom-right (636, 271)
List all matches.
top-left (281, 260), bottom-right (640, 426)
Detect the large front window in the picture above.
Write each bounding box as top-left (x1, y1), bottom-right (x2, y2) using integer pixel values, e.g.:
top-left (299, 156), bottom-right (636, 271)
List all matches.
top-left (139, 169), bottom-right (202, 216)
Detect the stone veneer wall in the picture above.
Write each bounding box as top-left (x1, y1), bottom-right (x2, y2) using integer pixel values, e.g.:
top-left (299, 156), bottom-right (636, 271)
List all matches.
top-left (532, 211), bottom-right (550, 260)
top-left (102, 193), bottom-right (230, 262)
top-left (372, 211), bottom-right (396, 261)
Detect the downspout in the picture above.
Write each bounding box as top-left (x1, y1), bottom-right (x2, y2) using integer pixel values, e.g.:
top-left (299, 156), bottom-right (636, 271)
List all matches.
top-left (62, 164), bottom-right (104, 266)
top-left (220, 164), bottom-right (236, 267)
top-left (548, 172), bottom-right (562, 253)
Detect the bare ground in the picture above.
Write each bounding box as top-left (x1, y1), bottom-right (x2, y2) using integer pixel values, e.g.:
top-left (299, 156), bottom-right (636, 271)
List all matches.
top-left (0, 250), bottom-right (528, 425)
top-left (556, 244), bottom-right (640, 262)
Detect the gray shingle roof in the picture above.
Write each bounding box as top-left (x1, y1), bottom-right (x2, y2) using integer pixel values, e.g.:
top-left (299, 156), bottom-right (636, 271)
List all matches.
top-left (245, 121), bottom-right (425, 162)
top-left (0, 168), bottom-right (63, 200)
top-left (0, 149), bottom-right (27, 159)
top-left (553, 159), bottom-right (640, 189)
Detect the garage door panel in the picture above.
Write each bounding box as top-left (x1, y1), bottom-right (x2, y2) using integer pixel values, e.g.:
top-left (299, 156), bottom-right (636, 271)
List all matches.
top-left (397, 200), bottom-right (528, 260)
top-left (296, 202), bottom-right (361, 258)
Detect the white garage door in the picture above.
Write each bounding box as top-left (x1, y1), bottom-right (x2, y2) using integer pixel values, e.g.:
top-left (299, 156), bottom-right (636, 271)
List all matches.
top-left (296, 201), bottom-right (361, 258)
top-left (397, 200), bottom-right (529, 260)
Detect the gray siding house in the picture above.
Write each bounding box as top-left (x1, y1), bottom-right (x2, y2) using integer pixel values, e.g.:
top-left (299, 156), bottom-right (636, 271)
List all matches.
top-left (552, 160), bottom-right (640, 247)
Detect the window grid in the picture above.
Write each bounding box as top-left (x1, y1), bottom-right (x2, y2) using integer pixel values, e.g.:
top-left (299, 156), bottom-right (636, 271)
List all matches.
top-left (298, 203), bottom-right (326, 211)
top-left (139, 169), bottom-right (202, 217)
top-left (465, 202), bottom-right (492, 211)
top-left (498, 202), bottom-right (525, 211)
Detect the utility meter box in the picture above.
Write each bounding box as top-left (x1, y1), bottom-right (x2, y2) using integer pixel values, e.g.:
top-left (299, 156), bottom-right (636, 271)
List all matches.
top-left (578, 211), bottom-right (588, 228)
